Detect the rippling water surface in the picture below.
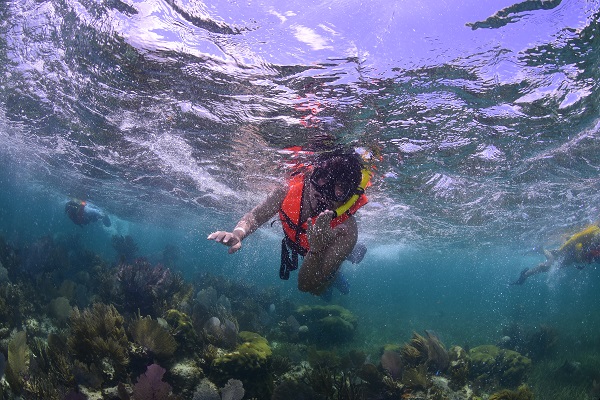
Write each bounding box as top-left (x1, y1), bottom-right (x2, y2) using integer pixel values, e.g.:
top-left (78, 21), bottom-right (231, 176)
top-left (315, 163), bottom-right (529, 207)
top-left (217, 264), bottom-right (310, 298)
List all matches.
top-left (2, 1), bottom-right (600, 396)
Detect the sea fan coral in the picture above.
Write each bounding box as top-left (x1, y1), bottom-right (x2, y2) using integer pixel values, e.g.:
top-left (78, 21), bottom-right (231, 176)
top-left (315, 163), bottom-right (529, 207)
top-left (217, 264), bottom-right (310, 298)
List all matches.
top-left (381, 349), bottom-right (404, 380)
top-left (5, 331), bottom-right (30, 393)
top-left (132, 363), bottom-right (177, 400)
top-left (129, 315), bottom-right (177, 359)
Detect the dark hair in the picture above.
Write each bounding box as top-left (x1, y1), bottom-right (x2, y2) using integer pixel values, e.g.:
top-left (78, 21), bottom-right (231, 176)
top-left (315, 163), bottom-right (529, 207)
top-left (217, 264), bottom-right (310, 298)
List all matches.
top-left (313, 152), bottom-right (363, 189)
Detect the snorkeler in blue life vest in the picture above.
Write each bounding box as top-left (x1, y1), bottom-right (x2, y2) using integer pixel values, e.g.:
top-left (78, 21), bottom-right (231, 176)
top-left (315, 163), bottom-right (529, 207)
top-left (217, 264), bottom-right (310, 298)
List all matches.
top-left (65, 199), bottom-right (111, 227)
top-left (208, 151), bottom-right (370, 299)
top-left (512, 224), bottom-right (600, 285)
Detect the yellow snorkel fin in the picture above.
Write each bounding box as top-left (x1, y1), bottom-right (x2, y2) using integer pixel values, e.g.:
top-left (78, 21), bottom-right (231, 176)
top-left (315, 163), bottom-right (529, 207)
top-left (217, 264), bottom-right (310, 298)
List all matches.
top-left (332, 169), bottom-right (371, 218)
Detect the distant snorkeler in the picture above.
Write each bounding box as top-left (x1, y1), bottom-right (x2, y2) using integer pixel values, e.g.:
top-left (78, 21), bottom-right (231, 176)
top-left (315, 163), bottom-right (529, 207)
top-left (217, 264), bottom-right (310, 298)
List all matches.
top-left (208, 150), bottom-right (371, 300)
top-left (65, 198), bottom-right (111, 227)
top-left (512, 224), bottom-right (600, 285)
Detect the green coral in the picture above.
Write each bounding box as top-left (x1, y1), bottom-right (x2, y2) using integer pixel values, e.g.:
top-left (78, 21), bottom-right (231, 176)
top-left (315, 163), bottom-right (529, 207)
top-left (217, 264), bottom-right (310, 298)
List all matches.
top-left (164, 309), bottom-right (199, 353)
top-left (211, 331), bottom-right (273, 399)
top-left (294, 304), bottom-right (358, 345)
top-left (68, 303), bottom-right (130, 382)
top-left (469, 345), bottom-right (531, 389)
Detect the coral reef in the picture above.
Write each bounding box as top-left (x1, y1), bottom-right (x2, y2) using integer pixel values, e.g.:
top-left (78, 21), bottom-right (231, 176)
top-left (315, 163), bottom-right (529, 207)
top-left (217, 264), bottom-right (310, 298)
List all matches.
top-left (168, 358), bottom-right (204, 398)
top-left (68, 303), bottom-right (130, 383)
top-left (112, 234), bottom-right (139, 263)
top-left (400, 330), bottom-right (449, 374)
top-left (132, 363), bottom-right (178, 400)
top-left (211, 331), bottom-right (273, 399)
top-left (500, 323), bottom-right (558, 361)
top-left (116, 259), bottom-right (183, 317)
top-left (381, 348), bottom-right (404, 379)
top-left (469, 345), bottom-right (531, 390)
top-left (294, 304), bottom-right (358, 345)
top-left (5, 331), bottom-right (30, 393)
top-left (489, 384), bottom-right (534, 400)
top-left (448, 345), bottom-right (471, 388)
top-left (164, 308), bottom-right (201, 354)
top-left (271, 380), bottom-right (326, 400)
top-left (0, 232), bottom-right (587, 400)
top-left (203, 316), bottom-right (238, 349)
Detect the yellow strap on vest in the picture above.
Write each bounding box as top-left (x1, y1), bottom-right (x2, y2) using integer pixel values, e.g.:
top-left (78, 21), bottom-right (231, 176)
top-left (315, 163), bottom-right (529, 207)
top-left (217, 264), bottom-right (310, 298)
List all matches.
top-left (559, 225), bottom-right (600, 252)
top-left (332, 169), bottom-right (371, 218)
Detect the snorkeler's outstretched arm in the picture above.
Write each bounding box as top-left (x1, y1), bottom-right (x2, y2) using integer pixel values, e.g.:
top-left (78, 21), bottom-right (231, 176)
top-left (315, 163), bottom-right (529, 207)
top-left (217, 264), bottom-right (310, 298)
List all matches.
top-left (207, 184), bottom-right (287, 254)
top-left (298, 211), bottom-right (358, 295)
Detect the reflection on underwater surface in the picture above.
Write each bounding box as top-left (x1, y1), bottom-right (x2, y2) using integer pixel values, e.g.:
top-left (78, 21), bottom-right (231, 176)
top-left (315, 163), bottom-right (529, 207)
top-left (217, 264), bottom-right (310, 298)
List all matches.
top-left (1, 0), bottom-right (600, 398)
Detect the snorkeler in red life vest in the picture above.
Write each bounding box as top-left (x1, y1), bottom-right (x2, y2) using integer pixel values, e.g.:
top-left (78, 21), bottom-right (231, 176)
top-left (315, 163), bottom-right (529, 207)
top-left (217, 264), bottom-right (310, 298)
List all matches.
top-left (208, 151), bottom-right (370, 298)
top-left (65, 199), bottom-right (111, 227)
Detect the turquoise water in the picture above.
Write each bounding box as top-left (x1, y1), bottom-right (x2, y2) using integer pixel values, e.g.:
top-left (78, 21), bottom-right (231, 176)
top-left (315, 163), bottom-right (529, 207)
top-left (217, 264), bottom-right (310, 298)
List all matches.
top-left (2, 0), bottom-right (600, 398)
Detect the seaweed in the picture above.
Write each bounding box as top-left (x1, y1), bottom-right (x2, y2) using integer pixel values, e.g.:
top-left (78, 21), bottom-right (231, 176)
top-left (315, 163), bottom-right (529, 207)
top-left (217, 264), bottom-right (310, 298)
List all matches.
top-left (68, 303), bottom-right (130, 382)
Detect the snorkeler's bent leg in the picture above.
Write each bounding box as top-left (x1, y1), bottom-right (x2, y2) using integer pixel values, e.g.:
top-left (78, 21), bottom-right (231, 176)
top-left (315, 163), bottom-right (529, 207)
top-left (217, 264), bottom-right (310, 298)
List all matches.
top-left (511, 258), bottom-right (553, 285)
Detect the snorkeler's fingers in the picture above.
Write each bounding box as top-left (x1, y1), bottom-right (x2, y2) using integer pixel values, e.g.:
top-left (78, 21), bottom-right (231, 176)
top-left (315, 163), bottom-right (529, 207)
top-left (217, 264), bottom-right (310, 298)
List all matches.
top-left (315, 210), bottom-right (334, 229)
top-left (207, 231), bottom-right (230, 243)
top-left (207, 231), bottom-right (223, 241)
top-left (228, 241), bottom-right (242, 254)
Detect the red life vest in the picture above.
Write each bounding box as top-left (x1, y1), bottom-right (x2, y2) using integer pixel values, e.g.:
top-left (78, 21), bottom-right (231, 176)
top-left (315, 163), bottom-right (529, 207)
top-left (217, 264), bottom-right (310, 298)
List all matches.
top-left (278, 172), bottom-right (368, 255)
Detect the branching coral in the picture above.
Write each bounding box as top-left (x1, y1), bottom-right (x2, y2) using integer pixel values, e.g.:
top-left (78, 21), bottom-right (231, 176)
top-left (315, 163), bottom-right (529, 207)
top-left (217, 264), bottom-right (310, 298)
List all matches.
top-left (28, 334), bottom-right (74, 388)
top-left (305, 365), bottom-right (336, 399)
top-left (117, 259), bottom-right (182, 317)
top-left (400, 331), bottom-right (449, 373)
top-left (401, 334), bottom-right (428, 367)
top-left (68, 303), bottom-right (130, 382)
top-left (129, 315), bottom-right (177, 359)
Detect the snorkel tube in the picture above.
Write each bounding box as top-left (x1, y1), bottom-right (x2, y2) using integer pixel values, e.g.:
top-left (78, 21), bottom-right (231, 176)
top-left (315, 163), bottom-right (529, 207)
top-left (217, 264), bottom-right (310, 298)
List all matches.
top-left (332, 169), bottom-right (371, 218)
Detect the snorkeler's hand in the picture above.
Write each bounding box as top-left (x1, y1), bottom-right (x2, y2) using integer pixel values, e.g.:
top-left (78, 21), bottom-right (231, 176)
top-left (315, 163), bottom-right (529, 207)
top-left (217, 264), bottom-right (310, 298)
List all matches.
top-left (207, 231), bottom-right (242, 254)
top-left (307, 210), bottom-right (335, 254)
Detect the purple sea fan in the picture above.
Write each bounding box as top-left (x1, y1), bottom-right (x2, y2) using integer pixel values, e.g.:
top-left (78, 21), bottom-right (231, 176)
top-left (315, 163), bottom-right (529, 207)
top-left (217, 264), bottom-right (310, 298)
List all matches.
top-left (133, 363), bottom-right (175, 400)
top-left (117, 259), bottom-right (178, 316)
top-left (381, 349), bottom-right (404, 380)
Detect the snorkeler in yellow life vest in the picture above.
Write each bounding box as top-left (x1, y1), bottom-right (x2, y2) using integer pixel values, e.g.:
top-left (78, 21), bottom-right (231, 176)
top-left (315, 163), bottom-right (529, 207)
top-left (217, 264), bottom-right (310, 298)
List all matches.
top-left (512, 224), bottom-right (600, 285)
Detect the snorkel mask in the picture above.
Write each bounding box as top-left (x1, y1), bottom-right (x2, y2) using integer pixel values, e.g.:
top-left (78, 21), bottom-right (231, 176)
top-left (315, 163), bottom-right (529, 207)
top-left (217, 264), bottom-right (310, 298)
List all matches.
top-left (309, 152), bottom-right (371, 217)
top-left (310, 167), bottom-right (356, 203)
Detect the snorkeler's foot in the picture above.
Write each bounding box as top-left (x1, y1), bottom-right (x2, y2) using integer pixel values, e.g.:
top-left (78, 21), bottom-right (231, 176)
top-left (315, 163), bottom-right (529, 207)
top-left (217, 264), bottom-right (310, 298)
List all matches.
top-left (511, 268), bottom-right (529, 285)
top-left (332, 272), bottom-right (350, 295)
top-left (346, 242), bottom-right (367, 264)
top-left (543, 249), bottom-right (554, 264)
top-left (102, 215), bottom-right (111, 227)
